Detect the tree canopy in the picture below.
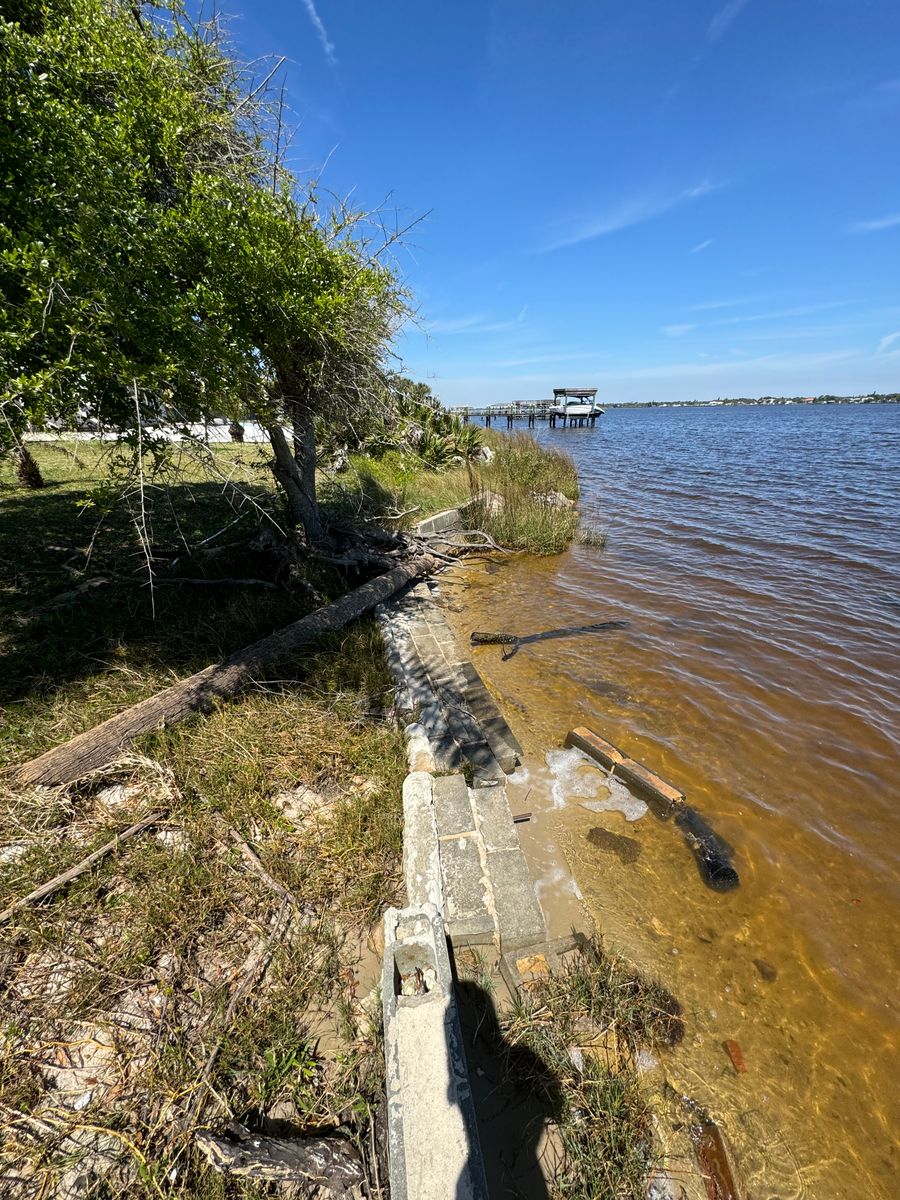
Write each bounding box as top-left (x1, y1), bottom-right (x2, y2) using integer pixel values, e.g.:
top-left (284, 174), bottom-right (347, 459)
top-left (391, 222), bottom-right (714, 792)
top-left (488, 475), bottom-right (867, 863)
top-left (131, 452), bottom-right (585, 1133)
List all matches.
top-left (0, 0), bottom-right (408, 541)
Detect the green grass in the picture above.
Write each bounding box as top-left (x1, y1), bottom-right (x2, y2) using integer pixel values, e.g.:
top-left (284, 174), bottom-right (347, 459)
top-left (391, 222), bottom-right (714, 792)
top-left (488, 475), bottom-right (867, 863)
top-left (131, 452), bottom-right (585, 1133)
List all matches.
top-left (322, 430), bottom-right (582, 556)
top-left (469, 434), bottom-right (580, 554)
top-left (0, 430), bottom-right (588, 1193)
top-left (497, 938), bottom-right (682, 1200)
top-left (0, 625), bottom-right (405, 1196)
top-left (320, 447), bottom-right (475, 526)
top-left (0, 440), bottom-right (408, 1195)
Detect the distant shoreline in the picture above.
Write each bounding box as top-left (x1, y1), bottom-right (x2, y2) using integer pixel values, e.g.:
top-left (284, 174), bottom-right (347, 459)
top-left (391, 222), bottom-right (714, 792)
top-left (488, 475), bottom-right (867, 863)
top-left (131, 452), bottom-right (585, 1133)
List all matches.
top-left (447, 394), bottom-right (899, 416)
top-left (601, 394), bottom-right (899, 409)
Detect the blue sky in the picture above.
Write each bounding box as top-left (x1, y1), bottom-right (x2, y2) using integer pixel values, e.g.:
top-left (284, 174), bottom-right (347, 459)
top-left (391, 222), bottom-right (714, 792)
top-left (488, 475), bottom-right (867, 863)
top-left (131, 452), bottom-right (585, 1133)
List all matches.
top-left (233, 1), bottom-right (899, 405)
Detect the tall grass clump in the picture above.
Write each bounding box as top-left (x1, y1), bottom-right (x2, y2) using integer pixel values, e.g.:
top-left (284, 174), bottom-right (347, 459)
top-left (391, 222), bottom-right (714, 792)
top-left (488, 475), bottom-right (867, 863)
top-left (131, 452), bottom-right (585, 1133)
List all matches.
top-left (488, 433), bottom-right (579, 500)
top-left (473, 433), bottom-right (580, 555)
top-left (500, 938), bottom-right (683, 1199)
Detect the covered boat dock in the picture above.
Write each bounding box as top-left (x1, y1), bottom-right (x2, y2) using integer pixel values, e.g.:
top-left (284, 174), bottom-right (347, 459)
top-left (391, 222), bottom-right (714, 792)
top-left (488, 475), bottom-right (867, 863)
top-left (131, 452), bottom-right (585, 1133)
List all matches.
top-left (451, 387), bottom-right (605, 429)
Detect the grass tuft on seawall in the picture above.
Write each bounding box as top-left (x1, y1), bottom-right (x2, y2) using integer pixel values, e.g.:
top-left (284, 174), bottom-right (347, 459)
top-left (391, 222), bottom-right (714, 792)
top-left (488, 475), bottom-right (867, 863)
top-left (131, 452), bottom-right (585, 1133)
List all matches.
top-left (323, 430), bottom-right (582, 556)
top-left (500, 938), bottom-right (682, 1199)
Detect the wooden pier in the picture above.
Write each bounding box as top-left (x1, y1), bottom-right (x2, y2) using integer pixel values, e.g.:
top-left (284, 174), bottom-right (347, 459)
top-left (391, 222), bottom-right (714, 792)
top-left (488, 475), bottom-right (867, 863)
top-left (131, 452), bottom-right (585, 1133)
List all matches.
top-left (446, 400), bottom-right (602, 430)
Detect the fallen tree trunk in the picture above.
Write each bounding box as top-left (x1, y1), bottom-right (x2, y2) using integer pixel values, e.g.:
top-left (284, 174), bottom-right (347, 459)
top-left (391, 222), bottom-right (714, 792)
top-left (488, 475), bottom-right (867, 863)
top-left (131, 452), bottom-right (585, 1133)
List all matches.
top-left (15, 558), bottom-right (433, 788)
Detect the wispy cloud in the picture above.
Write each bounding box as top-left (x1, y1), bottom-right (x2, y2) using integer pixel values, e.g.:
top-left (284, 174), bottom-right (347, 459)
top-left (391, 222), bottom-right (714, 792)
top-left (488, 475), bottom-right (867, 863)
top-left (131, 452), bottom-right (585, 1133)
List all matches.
top-left (301, 0), bottom-right (336, 64)
top-left (689, 294), bottom-right (767, 312)
top-left (848, 212), bottom-right (900, 234)
top-left (691, 238), bottom-right (714, 253)
top-left (716, 300), bottom-right (855, 325)
top-left (542, 180), bottom-right (720, 251)
top-left (708, 0), bottom-right (752, 42)
top-left (426, 306), bottom-right (528, 336)
top-left (662, 324), bottom-right (696, 337)
top-left (877, 330), bottom-right (900, 354)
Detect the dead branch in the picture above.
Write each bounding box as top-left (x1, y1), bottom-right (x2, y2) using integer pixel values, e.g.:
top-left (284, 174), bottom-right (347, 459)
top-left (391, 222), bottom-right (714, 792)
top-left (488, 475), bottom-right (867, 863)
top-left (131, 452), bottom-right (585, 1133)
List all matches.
top-left (0, 810), bottom-right (167, 924)
top-left (220, 821), bottom-right (308, 917)
top-left (150, 577), bottom-right (280, 590)
top-left (419, 529), bottom-right (513, 554)
top-left (195, 1119), bottom-right (365, 1187)
top-left (183, 899), bottom-right (292, 1129)
top-left (24, 577), bottom-right (112, 619)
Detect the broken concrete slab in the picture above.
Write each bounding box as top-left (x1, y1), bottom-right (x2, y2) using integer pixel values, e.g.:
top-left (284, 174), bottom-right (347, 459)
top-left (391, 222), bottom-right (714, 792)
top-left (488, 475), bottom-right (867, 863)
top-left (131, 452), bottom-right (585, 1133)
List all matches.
top-left (438, 833), bottom-right (495, 947)
top-left (458, 662), bottom-right (523, 768)
top-left (487, 847), bottom-right (546, 953)
top-left (433, 774), bottom-right (476, 838)
top-left (402, 773), bottom-right (442, 913)
top-left (414, 508), bottom-right (463, 537)
top-left (378, 580), bottom-right (520, 784)
top-left (404, 723), bottom-right (437, 774)
top-left (470, 785), bottom-right (519, 852)
top-left (382, 904), bottom-right (488, 1200)
top-left (458, 741), bottom-right (504, 787)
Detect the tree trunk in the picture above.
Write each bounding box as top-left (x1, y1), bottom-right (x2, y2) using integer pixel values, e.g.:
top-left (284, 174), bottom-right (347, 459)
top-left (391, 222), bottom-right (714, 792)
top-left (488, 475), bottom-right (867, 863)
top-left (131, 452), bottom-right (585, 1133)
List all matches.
top-left (17, 447), bottom-right (45, 489)
top-left (267, 422), bottom-right (324, 544)
top-left (14, 557), bottom-right (433, 787)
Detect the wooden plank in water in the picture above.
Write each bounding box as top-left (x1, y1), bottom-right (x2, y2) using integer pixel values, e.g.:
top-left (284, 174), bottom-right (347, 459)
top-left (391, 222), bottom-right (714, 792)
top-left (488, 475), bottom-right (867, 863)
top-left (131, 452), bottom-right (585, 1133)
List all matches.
top-left (565, 725), bottom-right (685, 813)
top-left (565, 726), bottom-right (627, 768)
top-left (615, 758), bottom-right (685, 812)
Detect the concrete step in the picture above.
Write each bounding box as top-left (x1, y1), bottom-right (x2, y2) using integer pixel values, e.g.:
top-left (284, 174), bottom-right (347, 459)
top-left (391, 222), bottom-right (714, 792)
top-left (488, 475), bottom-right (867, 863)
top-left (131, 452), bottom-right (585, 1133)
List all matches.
top-left (487, 845), bottom-right (547, 953)
top-left (430, 774), bottom-right (547, 955)
top-left (438, 832), bottom-right (495, 947)
top-left (458, 661), bottom-right (523, 773)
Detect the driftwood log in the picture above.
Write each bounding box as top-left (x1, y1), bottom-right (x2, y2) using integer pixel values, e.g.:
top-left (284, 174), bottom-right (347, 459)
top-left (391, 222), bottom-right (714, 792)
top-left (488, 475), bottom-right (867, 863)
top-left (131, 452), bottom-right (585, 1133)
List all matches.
top-left (470, 631), bottom-right (519, 645)
top-left (15, 558), bottom-right (433, 788)
top-left (195, 1121), bottom-right (365, 1188)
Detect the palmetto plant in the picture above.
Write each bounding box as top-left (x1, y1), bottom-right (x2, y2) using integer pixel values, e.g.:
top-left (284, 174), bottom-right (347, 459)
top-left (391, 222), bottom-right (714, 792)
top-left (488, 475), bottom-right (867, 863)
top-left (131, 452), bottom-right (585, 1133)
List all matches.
top-left (417, 425), bottom-right (456, 469)
top-left (451, 420), bottom-right (483, 461)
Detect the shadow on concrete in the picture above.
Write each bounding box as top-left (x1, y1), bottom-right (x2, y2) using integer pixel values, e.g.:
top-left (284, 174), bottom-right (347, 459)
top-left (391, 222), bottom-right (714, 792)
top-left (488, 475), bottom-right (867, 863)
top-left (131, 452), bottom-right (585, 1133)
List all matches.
top-left (454, 977), bottom-right (562, 1200)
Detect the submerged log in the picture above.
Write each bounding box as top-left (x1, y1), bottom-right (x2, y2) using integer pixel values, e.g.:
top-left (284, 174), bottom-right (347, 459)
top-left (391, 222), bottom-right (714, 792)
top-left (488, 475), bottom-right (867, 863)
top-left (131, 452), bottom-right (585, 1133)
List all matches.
top-left (675, 806), bottom-right (740, 892)
top-left (15, 558), bottom-right (433, 787)
top-left (685, 1101), bottom-right (747, 1200)
top-left (196, 1121), bottom-right (365, 1187)
top-left (565, 726), bottom-right (740, 890)
top-left (470, 631), bottom-right (519, 645)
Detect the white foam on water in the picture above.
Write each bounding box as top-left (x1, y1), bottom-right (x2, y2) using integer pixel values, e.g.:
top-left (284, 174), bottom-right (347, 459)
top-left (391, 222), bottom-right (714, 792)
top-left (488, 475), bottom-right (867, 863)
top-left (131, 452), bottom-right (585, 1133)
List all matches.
top-left (506, 765), bottom-right (531, 787)
top-left (580, 774), bottom-right (649, 822)
top-left (535, 865), bottom-right (582, 901)
top-left (634, 1048), bottom-right (658, 1074)
top-left (545, 746), bottom-right (605, 807)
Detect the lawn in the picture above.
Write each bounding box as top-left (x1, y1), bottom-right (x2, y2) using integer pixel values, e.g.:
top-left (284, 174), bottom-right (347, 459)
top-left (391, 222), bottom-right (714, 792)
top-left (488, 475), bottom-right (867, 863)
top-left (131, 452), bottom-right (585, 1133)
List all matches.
top-left (1, 438), bottom-right (407, 1196)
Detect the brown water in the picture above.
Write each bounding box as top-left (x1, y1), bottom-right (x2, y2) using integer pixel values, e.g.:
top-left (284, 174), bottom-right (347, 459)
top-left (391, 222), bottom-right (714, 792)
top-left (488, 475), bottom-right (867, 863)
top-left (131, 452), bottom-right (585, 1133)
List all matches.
top-left (448, 403), bottom-right (900, 1199)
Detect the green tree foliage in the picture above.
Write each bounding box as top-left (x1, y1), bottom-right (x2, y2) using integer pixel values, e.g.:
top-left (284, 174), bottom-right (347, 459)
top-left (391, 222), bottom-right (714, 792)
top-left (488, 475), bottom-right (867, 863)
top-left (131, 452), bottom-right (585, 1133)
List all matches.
top-left (0, 0), bottom-right (407, 541)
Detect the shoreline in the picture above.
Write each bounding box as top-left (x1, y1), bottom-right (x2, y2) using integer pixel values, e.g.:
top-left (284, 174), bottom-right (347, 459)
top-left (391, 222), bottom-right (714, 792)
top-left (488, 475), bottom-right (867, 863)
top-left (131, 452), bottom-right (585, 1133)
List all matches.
top-left (435, 400), bottom-right (900, 1200)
